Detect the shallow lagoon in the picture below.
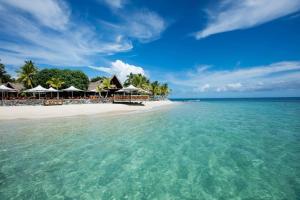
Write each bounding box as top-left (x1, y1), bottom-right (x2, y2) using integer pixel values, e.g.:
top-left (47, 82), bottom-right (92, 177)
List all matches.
top-left (1, 99), bottom-right (300, 199)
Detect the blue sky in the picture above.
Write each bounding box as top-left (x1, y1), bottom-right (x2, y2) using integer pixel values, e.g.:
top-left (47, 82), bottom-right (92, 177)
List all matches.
top-left (0, 0), bottom-right (300, 98)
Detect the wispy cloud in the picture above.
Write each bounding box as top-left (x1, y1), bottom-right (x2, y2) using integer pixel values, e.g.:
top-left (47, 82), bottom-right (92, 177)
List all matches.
top-left (99, 9), bottom-right (167, 43)
top-left (100, 0), bottom-right (127, 9)
top-left (1, 0), bottom-right (70, 30)
top-left (196, 0), bottom-right (300, 39)
top-left (124, 10), bottom-right (166, 42)
top-left (89, 60), bottom-right (145, 82)
top-left (168, 61), bottom-right (300, 94)
top-left (0, 0), bottom-right (166, 66)
top-left (0, 0), bottom-right (133, 66)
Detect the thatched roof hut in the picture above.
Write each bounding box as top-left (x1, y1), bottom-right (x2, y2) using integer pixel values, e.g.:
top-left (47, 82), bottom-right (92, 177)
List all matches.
top-left (4, 82), bottom-right (24, 91)
top-left (88, 75), bottom-right (123, 91)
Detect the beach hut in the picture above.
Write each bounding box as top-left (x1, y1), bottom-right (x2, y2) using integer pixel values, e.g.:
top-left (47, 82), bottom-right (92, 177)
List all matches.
top-left (87, 75), bottom-right (123, 97)
top-left (62, 86), bottom-right (83, 98)
top-left (24, 85), bottom-right (48, 99)
top-left (0, 84), bottom-right (16, 100)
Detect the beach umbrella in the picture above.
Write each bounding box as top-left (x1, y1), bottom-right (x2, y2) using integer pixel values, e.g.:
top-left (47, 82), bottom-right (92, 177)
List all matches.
top-left (24, 85), bottom-right (48, 99)
top-left (90, 89), bottom-right (108, 98)
top-left (138, 88), bottom-right (151, 94)
top-left (90, 89), bottom-right (108, 93)
top-left (122, 84), bottom-right (139, 92)
top-left (117, 85), bottom-right (140, 102)
top-left (48, 87), bottom-right (59, 99)
top-left (0, 84), bottom-right (16, 100)
top-left (62, 86), bottom-right (83, 98)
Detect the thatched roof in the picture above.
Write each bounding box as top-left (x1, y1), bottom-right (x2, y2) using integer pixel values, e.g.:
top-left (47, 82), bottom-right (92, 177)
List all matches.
top-left (88, 80), bottom-right (102, 91)
top-left (88, 75), bottom-right (123, 91)
top-left (5, 82), bottom-right (24, 91)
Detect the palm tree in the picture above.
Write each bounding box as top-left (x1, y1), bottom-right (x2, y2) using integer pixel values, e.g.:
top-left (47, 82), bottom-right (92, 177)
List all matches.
top-left (150, 81), bottom-right (160, 97)
top-left (17, 60), bottom-right (38, 88)
top-left (124, 73), bottom-right (150, 90)
top-left (160, 83), bottom-right (170, 98)
top-left (46, 77), bottom-right (64, 99)
top-left (46, 77), bottom-right (64, 89)
top-left (96, 85), bottom-right (105, 98)
top-left (124, 73), bottom-right (135, 86)
top-left (101, 78), bottom-right (111, 98)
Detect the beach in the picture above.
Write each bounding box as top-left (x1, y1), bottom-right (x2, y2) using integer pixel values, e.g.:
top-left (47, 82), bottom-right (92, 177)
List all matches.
top-left (0, 100), bottom-right (174, 120)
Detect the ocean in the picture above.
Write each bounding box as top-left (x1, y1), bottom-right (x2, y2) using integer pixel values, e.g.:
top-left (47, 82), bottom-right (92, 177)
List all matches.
top-left (1, 98), bottom-right (300, 199)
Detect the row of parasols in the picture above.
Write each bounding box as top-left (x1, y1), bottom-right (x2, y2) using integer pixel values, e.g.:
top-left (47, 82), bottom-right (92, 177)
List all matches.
top-left (0, 84), bottom-right (150, 100)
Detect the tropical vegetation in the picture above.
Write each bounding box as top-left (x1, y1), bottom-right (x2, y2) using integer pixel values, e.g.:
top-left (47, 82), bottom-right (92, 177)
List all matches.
top-left (34, 68), bottom-right (89, 90)
top-left (1, 60), bottom-right (171, 97)
top-left (17, 60), bottom-right (38, 88)
top-left (124, 73), bottom-right (170, 97)
top-left (96, 78), bottom-right (111, 98)
top-left (0, 60), bottom-right (14, 83)
top-left (46, 77), bottom-right (65, 89)
top-left (90, 76), bottom-right (106, 82)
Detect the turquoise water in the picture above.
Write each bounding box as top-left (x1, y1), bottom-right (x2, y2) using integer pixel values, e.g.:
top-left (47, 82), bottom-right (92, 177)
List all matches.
top-left (1, 100), bottom-right (300, 199)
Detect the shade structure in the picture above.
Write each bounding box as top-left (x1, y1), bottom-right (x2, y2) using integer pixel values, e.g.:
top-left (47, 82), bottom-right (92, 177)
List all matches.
top-left (124, 84), bottom-right (139, 92)
top-left (48, 87), bottom-right (60, 99)
top-left (0, 84), bottom-right (16, 91)
top-left (138, 88), bottom-right (151, 94)
top-left (62, 86), bottom-right (83, 92)
top-left (24, 85), bottom-right (48, 99)
top-left (90, 89), bottom-right (108, 93)
top-left (0, 84), bottom-right (17, 101)
top-left (116, 85), bottom-right (139, 93)
top-left (48, 87), bottom-right (58, 92)
top-left (25, 85), bottom-right (48, 93)
top-left (62, 86), bottom-right (83, 98)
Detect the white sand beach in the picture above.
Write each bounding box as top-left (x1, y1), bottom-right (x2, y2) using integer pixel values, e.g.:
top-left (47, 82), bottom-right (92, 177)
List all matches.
top-left (0, 100), bottom-right (175, 120)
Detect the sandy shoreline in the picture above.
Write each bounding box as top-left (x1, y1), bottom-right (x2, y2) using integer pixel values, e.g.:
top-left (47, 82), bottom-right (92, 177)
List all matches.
top-left (0, 100), bottom-right (175, 120)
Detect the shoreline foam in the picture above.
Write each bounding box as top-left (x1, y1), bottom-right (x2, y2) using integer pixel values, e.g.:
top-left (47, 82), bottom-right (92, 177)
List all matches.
top-left (0, 100), bottom-right (175, 120)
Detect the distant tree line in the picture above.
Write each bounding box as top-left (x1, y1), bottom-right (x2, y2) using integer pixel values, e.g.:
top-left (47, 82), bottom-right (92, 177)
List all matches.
top-left (0, 60), bottom-right (170, 97)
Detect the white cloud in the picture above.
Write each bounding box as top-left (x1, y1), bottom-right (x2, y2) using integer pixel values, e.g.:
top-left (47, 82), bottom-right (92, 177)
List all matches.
top-left (196, 0), bottom-right (300, 39)
top-left (0, 0), bottom-right (167, 66)
top-left (1, 0), bottom-right (70, 30)
top-left (99, 9), bottom-right (167, 43)
top-left (101, 0), bottom-right (127, 9)
top-left (124, 10), bottom-right (166, 42)
top-left (89, 60), bottom-right (146, 82)
top-left (0, 0), bottom-right (133, 66)
top-left (169, 61), bottom-right (300, 93)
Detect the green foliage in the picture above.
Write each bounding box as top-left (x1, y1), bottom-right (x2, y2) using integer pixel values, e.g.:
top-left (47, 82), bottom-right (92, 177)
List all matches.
top-left (101, 78), bottom-right (111, 89)
top-left (0, 61), bottom-right (13, 83)
top-left (159, 83), bottom-right (170, 97)
top-left (124, 73), bottom-right (150, 89)
top-left (124, 73), bottom-right (171, 97)
top-left (90, 76), bottom-right (106, 82)
top-left (150, 81), bottom-right (160, 96)
top-left (34, 68), bottom-right (89, 90)
top-left (46, 77), bottom-right (64, 89)
top-left (17, 60), bottom-right (38, 88)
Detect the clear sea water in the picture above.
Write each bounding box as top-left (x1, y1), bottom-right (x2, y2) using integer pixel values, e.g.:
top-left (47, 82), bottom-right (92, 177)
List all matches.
top-left (1, 98), bottom-right (300, 199)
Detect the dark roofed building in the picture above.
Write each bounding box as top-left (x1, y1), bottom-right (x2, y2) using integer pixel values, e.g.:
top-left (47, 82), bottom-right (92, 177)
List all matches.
top-left (5, 82), bottom-right (24, 91)
top-left (88, 75), bottom-right (123, 94)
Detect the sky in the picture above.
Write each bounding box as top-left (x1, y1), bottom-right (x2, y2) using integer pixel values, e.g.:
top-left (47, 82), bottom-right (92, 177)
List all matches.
top-left (0, 0), bottom-right (300, 98)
